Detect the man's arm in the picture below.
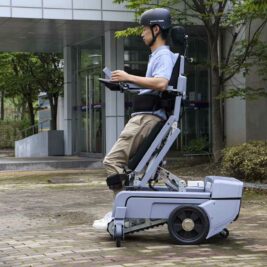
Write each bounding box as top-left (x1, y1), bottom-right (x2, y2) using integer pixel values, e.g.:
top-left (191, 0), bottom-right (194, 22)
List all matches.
top-left (111, 70), bottom-right (168, 92)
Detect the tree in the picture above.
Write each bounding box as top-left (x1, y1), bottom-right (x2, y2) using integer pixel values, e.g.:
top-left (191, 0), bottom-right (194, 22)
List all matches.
top-left (0, 53), bottom-right (39, 124)
top-left (114, 0), bottom-right (267, 161)
top-left (0, 90), bottom-right (3, 120)
top-left (8, 53), bottom-right (39, 126)
top-left (0, 53), bottom-right (11, 120)
top-left (30, 53), bottom-right (64, 130)
top-left (0, 74), bottom-right (5, 120)
top-left (0, 52), bottom-right (64, 131)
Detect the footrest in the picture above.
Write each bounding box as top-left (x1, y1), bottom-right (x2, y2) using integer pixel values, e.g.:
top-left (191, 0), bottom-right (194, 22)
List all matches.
top-left (106, 174), bottom-right (129, 190)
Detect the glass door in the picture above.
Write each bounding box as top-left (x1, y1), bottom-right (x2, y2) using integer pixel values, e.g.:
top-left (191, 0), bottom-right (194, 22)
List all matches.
top-left (77, 37), bottom-right (104, 155)
top-left (79, 45), bottom-right (104, 154)
top-left (80, 62), bottom-right (103, 154)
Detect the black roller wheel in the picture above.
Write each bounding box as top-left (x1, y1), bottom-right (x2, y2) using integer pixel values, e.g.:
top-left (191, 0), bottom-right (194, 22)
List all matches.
top-left (220, 228), bottom-right (229, 239)
top-left (168, 205), bottom-right (209, 245)
top-left (116, 236), bottom-right (121, 247)
top-left (114, 224), bottom-right (123, 247)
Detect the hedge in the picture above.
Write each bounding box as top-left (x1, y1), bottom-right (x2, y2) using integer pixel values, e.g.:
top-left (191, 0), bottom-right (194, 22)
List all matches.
top-left (0, 120), bottom-right (29, 148)
top-left (222, 141), bottom-right (267, 182)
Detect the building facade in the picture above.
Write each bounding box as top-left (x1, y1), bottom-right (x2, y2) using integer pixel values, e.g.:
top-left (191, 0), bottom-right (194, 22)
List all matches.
top-left (0, 1), bottom-right (265, 156)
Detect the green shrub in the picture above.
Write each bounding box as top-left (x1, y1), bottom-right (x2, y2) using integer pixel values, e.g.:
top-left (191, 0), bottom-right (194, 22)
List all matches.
top-left (183, 137), bottom-right (209, 154)
top-left (222, 141), bottom-right (267, 182)
top-left (0, 119), bottom-right (31, 148)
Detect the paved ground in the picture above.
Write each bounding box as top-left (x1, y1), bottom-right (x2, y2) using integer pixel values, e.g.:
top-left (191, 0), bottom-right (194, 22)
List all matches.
top-left (0, 169), bottom-right (266, 267)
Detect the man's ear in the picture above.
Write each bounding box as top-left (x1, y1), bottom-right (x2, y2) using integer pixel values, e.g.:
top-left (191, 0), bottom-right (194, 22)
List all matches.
top-left (153, 25), bottom-right (161, 35)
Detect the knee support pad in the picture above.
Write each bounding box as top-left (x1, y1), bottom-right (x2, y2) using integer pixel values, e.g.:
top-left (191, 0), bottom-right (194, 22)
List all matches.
top-left (106, 174), bottom-right (129, 190)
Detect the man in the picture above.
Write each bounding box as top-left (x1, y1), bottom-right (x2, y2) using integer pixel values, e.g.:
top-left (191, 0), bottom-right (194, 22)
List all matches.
top-left (93, 8), bottom-right (177, 230)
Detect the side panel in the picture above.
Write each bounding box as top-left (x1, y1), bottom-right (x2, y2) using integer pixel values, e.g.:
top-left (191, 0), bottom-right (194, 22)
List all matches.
top-left (200, 199), bottom-right (241, 238)
top-left (126, 198), bottom-right (206, 219)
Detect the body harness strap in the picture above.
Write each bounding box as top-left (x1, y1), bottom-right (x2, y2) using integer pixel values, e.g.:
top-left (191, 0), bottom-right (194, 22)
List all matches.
top-left (132, 55), bottom-right (181, 114)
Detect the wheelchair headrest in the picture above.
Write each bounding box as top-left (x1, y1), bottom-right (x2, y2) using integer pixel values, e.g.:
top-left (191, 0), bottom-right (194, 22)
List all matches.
top-left (168, 26), bottom-right (187, 88)
top-left (171, 26), bottom-right (186, 45)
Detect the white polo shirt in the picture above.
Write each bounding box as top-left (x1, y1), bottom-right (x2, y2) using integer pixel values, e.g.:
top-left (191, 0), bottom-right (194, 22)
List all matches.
top-left (132, 45), bottom-right (177, 120)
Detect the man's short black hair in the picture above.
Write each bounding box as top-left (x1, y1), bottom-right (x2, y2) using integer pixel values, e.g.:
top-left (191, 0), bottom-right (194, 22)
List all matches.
top-left (151, 25), bottom-right (169, 40)
top-left (161, 29), bottom-right (169, 40)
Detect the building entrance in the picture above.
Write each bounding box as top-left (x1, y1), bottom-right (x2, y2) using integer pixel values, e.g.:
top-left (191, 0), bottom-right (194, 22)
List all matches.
top-left (78, 39), bottom-right (104, 154)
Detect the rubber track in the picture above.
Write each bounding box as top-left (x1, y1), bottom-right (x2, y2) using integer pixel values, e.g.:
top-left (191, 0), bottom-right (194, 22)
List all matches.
top-left (108, 219), bottom-right (167, 236)
top-left (126, 221), bottom-right (167, 235)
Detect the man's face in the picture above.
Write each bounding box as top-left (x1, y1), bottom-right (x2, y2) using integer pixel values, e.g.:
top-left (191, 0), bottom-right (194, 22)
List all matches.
top-left (141, 26), bottom-right (153, 46)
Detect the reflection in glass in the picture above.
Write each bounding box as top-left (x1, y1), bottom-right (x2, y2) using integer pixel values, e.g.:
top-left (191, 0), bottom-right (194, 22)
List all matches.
top-left (79, 38), bottom-right (103, 153)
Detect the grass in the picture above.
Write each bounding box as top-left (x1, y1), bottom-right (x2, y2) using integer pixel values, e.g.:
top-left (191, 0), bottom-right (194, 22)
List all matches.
top-left (243, 188), bottom-right (267, 201)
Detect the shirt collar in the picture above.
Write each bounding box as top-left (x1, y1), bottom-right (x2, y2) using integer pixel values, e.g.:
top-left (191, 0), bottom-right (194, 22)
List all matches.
top-left (149, 45), bottom-right (170, 58)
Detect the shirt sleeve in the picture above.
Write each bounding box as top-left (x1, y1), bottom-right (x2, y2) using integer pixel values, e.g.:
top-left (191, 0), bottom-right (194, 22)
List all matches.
top-left (151, 53), bottom-right (173, 81)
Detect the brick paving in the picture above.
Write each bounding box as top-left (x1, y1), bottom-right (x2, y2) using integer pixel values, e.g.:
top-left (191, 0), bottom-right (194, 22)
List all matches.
top-left (0, 169), bottom-right (266, 267)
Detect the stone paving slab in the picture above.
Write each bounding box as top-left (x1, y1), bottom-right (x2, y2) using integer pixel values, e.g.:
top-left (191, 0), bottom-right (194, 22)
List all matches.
top-left (0, 169), bottom-right (266, 266)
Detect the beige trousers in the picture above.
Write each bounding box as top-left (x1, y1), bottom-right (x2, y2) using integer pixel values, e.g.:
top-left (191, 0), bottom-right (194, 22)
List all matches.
top-left (103, 114), bottom-right (162, 176)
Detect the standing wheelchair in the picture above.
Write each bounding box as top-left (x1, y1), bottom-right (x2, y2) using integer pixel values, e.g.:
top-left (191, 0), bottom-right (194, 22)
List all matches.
top-left (99, 26), bottom-right (243, 247)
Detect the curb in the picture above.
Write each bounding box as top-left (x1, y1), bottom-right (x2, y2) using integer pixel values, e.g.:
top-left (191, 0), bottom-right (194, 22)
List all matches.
top-left (0, 160), bottom-right (103, 171)
top-left (244, 182), bottom-right (267, 191)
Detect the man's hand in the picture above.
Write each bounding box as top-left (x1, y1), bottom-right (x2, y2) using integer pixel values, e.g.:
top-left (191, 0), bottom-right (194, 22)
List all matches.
top-left (111, 70), bottom-right (131, 82)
